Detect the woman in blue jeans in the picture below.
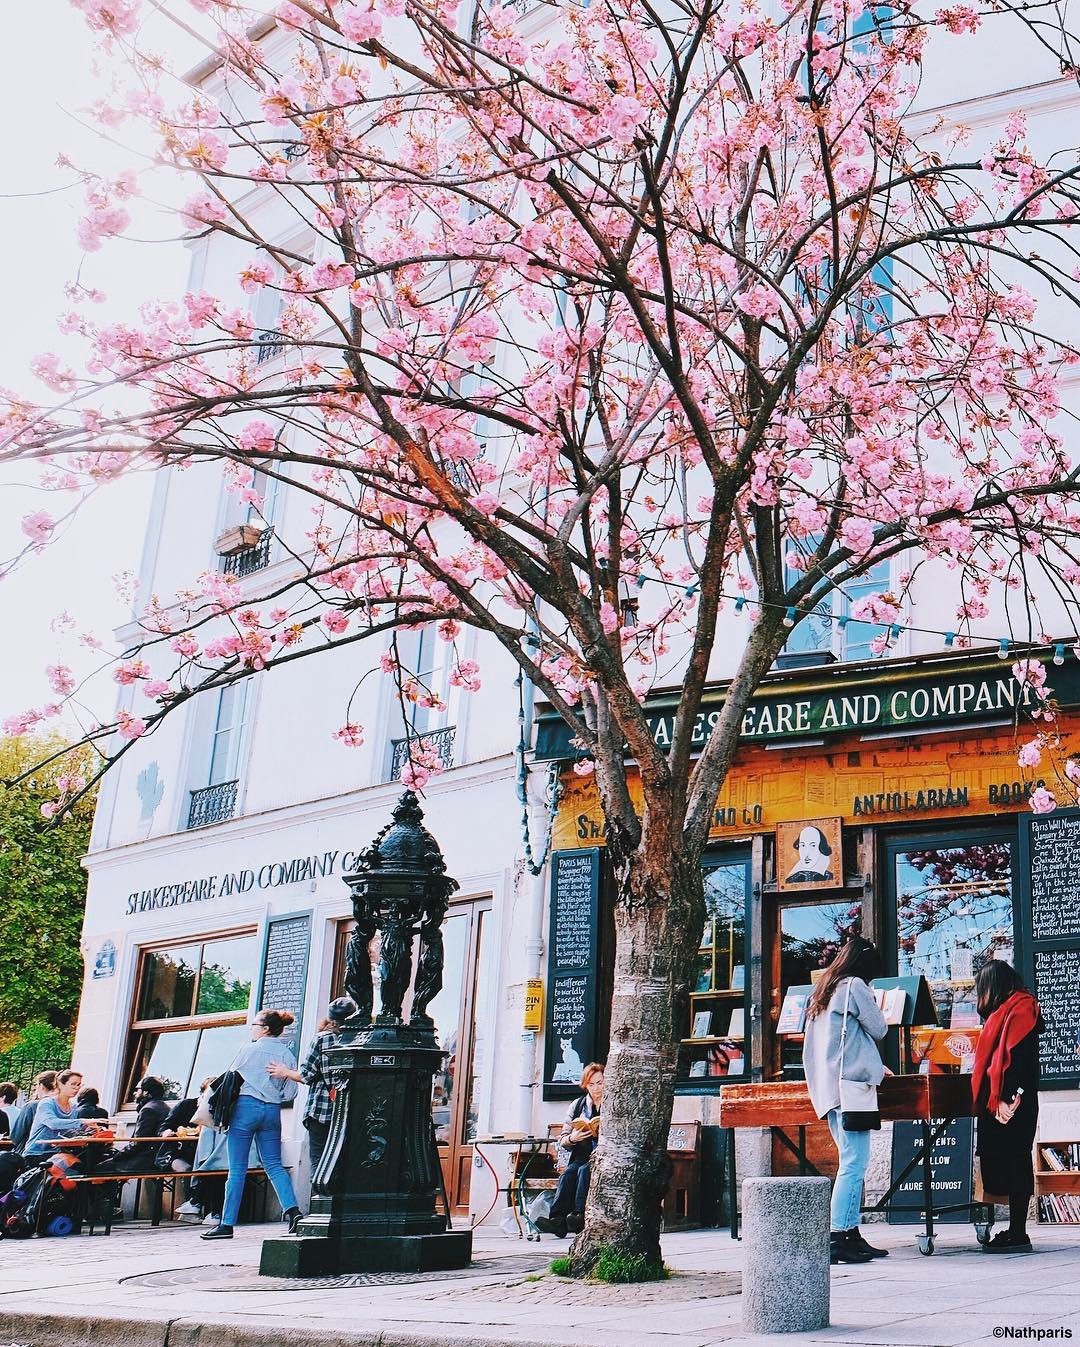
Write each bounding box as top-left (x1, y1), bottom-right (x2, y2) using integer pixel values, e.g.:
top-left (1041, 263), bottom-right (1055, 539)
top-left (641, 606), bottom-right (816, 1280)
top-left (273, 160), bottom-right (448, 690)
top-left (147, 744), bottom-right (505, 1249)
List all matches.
top-left (202, 1009), bottom-right (302, 1240)
top-left (802, 938), bottom-right (889, 1265)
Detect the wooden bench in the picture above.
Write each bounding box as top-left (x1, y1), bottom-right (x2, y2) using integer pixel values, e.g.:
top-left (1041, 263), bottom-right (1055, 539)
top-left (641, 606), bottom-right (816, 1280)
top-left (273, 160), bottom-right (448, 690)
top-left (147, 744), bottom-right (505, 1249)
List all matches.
top-left (59, 1168), bottom-right (275, 1236)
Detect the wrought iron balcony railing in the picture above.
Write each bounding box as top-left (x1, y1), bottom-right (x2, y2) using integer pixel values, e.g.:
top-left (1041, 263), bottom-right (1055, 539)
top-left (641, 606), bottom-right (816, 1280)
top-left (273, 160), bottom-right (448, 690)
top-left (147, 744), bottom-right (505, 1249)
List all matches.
top-left (187, 779), bottom-right (239, 830)
top-left (389, 726), bottom-right (456, 781)
top-left (255, 329), bottom-right (286, 364)
top-left (222, 527), bottom-right (274, 578)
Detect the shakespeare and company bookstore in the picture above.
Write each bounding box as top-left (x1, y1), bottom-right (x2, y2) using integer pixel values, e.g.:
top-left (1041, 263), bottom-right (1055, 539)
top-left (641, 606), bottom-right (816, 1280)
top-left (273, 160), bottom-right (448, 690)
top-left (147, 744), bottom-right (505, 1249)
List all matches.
top-left (533, 646), bottom-right (1080, 1223)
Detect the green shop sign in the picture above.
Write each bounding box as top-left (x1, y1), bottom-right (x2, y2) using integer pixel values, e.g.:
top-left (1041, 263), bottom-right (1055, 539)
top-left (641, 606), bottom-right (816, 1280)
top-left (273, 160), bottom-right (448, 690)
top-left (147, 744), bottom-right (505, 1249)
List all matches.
top-left (533, 654), bottom-right (1080, 760)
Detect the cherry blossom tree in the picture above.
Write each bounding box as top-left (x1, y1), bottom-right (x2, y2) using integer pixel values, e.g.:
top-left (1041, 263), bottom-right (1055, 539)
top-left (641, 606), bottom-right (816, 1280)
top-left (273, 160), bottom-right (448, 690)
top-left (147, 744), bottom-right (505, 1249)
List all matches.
top-left (5, 0), bottom-right (1080, 1270)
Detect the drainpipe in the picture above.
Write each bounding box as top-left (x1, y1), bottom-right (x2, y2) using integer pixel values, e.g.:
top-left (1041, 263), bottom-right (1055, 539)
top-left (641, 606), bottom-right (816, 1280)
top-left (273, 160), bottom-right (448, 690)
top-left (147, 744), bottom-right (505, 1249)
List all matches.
top-left (517, 767), bottom-right (550, 1134)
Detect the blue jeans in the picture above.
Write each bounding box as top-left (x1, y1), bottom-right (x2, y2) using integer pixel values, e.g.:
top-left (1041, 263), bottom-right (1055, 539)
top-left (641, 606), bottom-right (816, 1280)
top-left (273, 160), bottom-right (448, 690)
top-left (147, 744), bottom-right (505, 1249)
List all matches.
top-left (550, 1159), bottom-right (591, 1218)
top-left (221, 1095), bottom-right (298, 1228)
top-left (826, 1108), bottom-right (871, 1232)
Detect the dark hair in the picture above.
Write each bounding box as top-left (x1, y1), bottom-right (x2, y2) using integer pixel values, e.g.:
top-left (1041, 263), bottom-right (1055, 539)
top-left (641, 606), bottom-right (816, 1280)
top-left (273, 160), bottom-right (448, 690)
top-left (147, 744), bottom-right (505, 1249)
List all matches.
top-left (36, 1071), bottom-right (58, 1092)
top-left (975, 960), bottom-right (1026, 1017)
top-left (258, 1009), bottom-right (295, 1038)
top-left (76, 1087), bottom-right (100, 1108)
top-left (0, 1083), bottom-right (17, 1105)
top-left (138, 1076), bottom-right (166, 1100)
top-left (794, 826), bottom-right (832, 857)
top-left (807, 937), bottom-right (881, 1019)
top-left (57, 1069), bottom-right (83, 1087)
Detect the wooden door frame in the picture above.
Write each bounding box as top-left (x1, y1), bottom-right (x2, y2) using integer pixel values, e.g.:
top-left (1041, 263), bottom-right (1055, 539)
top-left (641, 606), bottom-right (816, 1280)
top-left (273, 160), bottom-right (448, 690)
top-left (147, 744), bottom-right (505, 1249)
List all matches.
top-left (435, 895), bottom-right (492, 1212)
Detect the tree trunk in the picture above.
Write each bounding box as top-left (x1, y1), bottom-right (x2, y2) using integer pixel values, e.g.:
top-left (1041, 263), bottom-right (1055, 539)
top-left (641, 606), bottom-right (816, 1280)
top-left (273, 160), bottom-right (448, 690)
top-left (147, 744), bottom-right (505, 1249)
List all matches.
top-left (569, 830), bottom-right (705, 1274)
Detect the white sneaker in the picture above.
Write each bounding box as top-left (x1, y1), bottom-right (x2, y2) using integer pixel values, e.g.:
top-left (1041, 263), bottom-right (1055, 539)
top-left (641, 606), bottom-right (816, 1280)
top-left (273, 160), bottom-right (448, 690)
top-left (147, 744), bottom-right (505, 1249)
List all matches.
top-left (176, 1200), bottom-right (203, 1217)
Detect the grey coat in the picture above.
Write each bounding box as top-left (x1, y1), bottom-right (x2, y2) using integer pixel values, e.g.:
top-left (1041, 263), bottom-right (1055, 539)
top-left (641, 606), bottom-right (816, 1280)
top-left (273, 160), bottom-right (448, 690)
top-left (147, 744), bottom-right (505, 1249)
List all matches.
top-left (802, 977), bottom-right (888, 1120)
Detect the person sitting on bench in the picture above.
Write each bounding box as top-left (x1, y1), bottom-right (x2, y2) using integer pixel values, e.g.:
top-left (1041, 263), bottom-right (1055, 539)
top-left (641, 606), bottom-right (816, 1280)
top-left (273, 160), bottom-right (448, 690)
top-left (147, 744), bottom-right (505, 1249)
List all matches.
top-left (535, 1063), bottom-right (604, 1238)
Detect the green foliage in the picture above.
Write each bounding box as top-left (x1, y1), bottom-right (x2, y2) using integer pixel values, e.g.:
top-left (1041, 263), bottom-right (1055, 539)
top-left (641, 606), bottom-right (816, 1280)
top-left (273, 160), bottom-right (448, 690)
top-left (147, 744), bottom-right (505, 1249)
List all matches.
top-left (592, 1248), bottom-right (669, 1284)
top-left (195, 962), bottom-right (252, 1015)
top-left (0, 736), bottom-right (96, 1035)
top-left (5, 1020), bottom-right (71, 1062)
top-left (549, 1255), bottom-right (573, 1277)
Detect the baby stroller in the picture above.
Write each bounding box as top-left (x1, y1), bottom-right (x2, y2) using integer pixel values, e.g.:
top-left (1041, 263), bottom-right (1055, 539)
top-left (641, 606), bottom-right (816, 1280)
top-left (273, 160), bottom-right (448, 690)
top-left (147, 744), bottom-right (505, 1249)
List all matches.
top-left (0, 1152), bottom-right (82, 1238)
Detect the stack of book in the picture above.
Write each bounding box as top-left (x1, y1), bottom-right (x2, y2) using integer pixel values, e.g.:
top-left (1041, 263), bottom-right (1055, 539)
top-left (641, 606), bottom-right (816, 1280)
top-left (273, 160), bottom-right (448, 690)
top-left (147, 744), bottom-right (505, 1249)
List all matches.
top-left (1038, 1193), bottom-right (1080, 1223)
top-left (1042, 1144), bottom-right (1080, 1170)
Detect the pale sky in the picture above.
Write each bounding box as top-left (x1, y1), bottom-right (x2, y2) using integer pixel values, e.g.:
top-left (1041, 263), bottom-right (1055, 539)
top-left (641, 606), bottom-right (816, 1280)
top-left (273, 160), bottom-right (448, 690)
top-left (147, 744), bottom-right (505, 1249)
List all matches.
top-left (0, 5), bottom-right (232, 725)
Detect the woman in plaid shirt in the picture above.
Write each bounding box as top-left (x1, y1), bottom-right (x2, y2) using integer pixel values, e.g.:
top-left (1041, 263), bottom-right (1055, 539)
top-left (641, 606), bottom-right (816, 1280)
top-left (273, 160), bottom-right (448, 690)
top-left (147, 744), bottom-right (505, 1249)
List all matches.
top-left (269, 996), bottom-right (355, 1167)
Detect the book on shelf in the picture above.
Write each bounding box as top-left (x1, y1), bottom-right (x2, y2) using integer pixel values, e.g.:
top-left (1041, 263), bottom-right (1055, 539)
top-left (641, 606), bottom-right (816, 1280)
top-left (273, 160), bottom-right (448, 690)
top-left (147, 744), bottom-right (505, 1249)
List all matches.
top-left (1042, 1146), bottom-right (1067, 1172)
top-left (777, 988), bottom-right (810, 1035)
top-left (691, 1010), bottom-right (713, 1038)
top-left (871, 985), bottom-right (908, 1025)
top-left (727, 1008), bottom-right (745, 1038)
top-left (730, 964), bottom-right (745, 991)
top-left (688, 1060), bottom-right (708, 1078)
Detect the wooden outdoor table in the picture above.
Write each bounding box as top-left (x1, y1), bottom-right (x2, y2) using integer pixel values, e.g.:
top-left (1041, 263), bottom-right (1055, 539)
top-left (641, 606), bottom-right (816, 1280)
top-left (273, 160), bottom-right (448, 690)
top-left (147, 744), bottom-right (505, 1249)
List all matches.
top-left (718, 1075), bottom-right (993, 1254)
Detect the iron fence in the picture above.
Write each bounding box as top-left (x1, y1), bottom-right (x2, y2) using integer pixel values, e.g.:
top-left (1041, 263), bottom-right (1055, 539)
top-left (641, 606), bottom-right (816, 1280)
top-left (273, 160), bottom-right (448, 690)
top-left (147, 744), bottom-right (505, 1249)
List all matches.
top-left (187, 779), bottom-right (239, 829)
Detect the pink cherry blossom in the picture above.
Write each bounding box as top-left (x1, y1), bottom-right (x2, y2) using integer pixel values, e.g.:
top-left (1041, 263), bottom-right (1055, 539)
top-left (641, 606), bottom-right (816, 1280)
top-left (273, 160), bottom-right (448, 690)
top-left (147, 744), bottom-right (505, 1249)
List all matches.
top-left (1030, 786), bottom-right (1057, 814)
top-left (333, 723), bottom-right (365, 747)
top-left (340, 5), bottom-right (383, 40)
top-left (1017, 740), bottom-right (1042, 768)
top-left (117, 711), bottom-right (148, 740)
top-left (46, 665), bottom-right (77, 696)
top-left (21, 512), bottom-right (55, 545)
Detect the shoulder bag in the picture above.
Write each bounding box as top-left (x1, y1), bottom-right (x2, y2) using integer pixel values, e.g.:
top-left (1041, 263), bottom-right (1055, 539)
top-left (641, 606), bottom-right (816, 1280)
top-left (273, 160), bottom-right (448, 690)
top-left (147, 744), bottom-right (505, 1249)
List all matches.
top-left (839, 979), bottom-right (881, 1132)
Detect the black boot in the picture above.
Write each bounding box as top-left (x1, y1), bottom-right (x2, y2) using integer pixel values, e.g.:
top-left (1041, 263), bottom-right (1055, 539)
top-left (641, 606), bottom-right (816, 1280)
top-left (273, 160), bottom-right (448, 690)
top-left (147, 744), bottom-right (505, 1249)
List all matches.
top-left (200, 1223), bottom-right (234, 1240)
top-left (830, 1230), bottom-right (873, 1264)
top-left (847, 1227), bottom-right (889, 1259)
top-left (283, 1206), bottom-right (303, 1234)
top-left (534, 1214), bottom-right (568, 1237)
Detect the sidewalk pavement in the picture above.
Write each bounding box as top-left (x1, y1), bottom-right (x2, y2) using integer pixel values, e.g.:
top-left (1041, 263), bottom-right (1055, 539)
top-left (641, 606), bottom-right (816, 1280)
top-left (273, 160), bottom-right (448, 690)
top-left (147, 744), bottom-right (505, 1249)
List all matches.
top-left (0, 1217), bottom-right (1078, 1347)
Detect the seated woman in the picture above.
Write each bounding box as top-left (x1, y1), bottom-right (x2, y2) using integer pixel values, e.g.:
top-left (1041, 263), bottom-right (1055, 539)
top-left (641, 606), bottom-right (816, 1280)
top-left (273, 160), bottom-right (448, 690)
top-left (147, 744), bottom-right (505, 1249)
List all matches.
top-left (535, 1063), bottom-right (603, 1238)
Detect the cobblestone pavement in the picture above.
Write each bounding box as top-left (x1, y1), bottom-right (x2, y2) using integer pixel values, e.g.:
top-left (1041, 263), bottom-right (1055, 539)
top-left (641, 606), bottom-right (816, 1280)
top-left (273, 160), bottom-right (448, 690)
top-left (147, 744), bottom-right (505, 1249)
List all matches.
top-left (0, 1219), bottom-right (1077, 1346)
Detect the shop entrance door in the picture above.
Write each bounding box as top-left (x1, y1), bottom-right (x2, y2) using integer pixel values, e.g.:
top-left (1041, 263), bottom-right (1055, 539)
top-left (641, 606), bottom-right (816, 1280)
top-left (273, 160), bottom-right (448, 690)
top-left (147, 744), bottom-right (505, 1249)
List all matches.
top-left (767, 894), bottom-right (863, 1179)
top-left (769, 894), bottom-right (864, 1080)
top-left (428, 898), bottom-right (492, 1211)
top-left (332, 895), bottom-right (492, 1212)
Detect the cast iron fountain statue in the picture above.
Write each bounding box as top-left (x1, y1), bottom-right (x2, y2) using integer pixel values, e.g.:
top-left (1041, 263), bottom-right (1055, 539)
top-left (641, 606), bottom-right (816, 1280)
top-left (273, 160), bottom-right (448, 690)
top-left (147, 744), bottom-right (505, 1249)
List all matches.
top-left (260, 791), bottom-right (473, 1276)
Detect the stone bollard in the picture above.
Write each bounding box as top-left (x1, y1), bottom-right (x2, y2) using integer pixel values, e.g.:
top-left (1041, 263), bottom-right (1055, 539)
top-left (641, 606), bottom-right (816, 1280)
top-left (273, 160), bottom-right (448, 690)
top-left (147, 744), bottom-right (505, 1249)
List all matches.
top-left (741, 1177), bottom-right (831, 1334)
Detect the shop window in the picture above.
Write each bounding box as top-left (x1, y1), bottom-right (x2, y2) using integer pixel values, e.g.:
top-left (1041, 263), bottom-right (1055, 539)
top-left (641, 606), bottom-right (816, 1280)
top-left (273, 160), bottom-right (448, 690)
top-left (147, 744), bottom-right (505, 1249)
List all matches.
top-left (123, 932), bottom-right (259, 1102)
top-left (890, 836), bottom-right (1016, 1027)
top-left (678, 853), bottom-right (752, 1088)
top-left (776, 897), bottom-right (864, 1078)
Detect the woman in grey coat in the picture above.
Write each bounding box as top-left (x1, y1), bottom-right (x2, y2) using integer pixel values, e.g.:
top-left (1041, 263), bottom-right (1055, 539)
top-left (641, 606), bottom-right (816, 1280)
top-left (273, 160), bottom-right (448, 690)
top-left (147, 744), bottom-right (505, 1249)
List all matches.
top-left (802, 937), bottom-right (889, 1265)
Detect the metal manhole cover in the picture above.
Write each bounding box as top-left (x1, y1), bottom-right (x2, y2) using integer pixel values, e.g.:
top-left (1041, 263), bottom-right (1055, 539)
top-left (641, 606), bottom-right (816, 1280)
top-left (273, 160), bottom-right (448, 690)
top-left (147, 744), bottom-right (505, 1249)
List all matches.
top-left (124, 1254), bottom-right (550, 1292)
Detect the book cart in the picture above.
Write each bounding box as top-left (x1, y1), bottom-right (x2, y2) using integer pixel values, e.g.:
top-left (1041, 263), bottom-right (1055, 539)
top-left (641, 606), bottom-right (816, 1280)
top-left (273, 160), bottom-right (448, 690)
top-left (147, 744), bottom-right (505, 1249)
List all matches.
top-left (718, 976), bottom-right (995, 1255)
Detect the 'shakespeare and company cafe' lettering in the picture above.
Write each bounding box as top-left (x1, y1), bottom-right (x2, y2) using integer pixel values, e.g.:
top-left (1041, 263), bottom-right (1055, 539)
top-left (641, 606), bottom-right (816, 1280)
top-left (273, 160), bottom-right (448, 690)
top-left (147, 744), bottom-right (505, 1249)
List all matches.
top-left (124, 847), bottom-right (368, 915)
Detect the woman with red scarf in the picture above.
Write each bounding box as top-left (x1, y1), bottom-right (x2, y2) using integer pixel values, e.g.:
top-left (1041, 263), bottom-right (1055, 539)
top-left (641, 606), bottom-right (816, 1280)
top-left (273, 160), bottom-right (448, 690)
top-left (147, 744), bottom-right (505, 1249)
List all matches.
top-left (971, 960), bottom-right (1043, 1252)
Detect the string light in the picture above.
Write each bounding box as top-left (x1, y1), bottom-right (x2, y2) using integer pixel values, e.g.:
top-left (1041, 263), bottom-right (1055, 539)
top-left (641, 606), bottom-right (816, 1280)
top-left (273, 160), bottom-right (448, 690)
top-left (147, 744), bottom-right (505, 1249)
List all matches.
top-left (616, 571), bottom-right (1078, 663)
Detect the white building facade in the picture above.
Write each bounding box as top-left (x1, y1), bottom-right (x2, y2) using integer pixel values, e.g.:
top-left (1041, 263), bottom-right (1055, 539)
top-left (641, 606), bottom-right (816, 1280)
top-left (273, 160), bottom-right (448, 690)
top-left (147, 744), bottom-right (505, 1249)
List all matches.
top-left (71, 9), bottom-right (1080, 1230)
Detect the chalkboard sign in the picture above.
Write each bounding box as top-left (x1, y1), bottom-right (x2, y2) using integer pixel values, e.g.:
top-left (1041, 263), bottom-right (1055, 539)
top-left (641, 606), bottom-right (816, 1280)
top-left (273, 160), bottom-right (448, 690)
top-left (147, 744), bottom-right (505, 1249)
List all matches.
top-left (545, 850), bottom-right (601, 1099)
top-left (1028, 811), bottom-right (1080, 941)
top-left (258, 913), bottom-right (312, 1051)
top-left (1021, 811), bottom-right (1080, 1088)
top-left (1034, 948), bottom-right (1080, 1083)
top-left (888, 1117), bottom-right (973, 1224)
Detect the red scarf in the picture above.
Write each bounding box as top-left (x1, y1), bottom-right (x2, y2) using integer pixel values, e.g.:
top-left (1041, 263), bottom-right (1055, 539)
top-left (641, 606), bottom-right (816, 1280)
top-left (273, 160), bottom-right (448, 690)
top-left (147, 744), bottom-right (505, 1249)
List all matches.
top-left (971, 989), bottom-right (1040, 1113)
